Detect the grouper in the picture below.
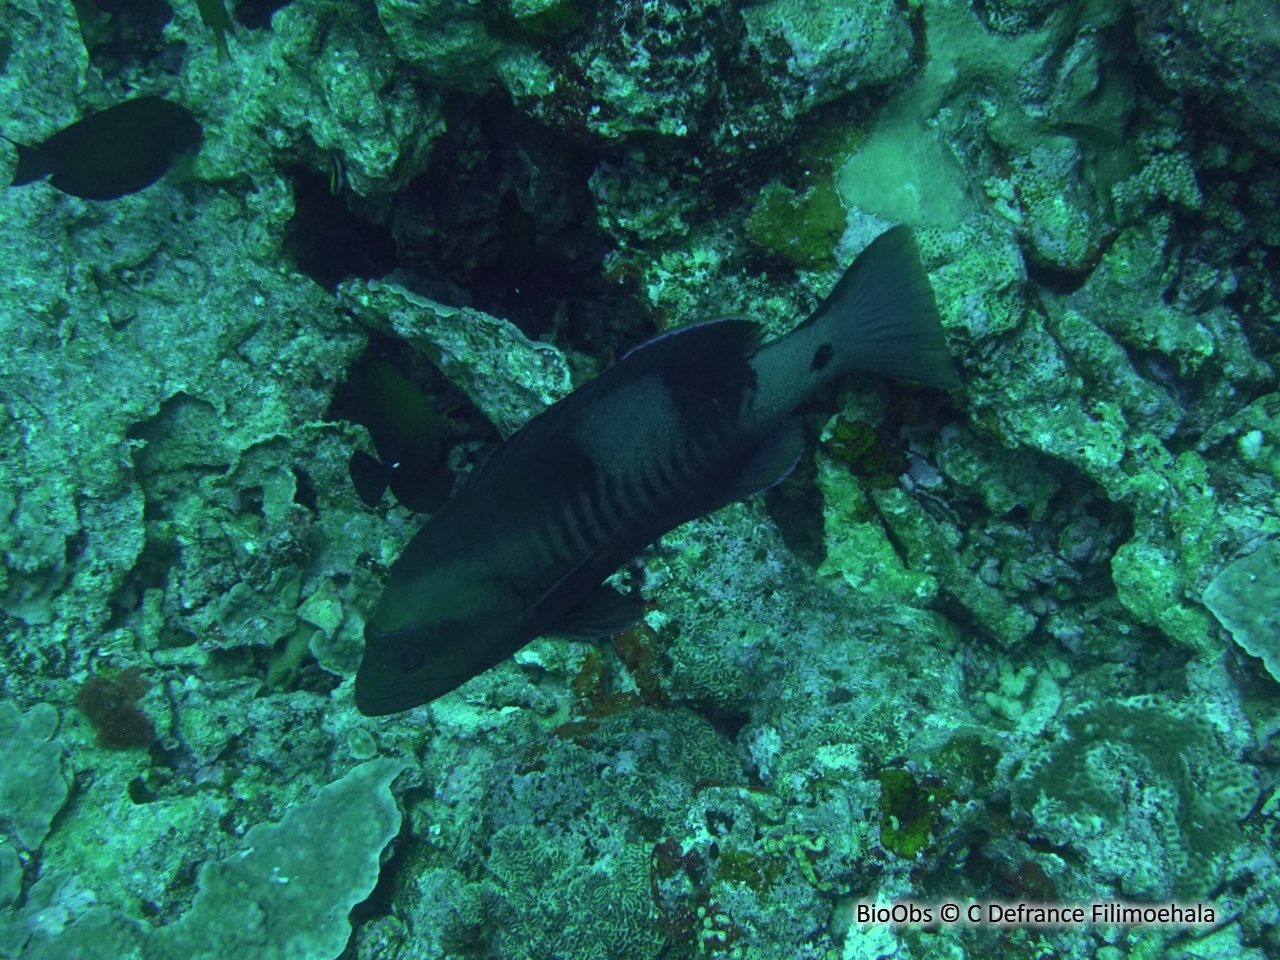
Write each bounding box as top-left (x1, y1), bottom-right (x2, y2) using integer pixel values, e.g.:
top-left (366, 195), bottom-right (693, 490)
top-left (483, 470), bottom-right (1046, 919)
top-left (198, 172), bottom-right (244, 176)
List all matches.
top-left (355, 225), bottom-right (959, 716)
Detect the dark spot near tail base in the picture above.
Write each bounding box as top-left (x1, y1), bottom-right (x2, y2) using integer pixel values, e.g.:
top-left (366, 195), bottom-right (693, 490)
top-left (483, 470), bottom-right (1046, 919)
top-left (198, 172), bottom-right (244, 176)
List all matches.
top-left (810, 343), bottom-right (833, 373)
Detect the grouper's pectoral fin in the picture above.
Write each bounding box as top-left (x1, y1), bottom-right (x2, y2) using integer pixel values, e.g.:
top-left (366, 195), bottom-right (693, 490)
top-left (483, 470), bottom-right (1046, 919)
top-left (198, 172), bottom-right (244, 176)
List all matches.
top-left (548, 585), bottom-right (644, 640)
top-left (714, 419), bottom-right (805, 507)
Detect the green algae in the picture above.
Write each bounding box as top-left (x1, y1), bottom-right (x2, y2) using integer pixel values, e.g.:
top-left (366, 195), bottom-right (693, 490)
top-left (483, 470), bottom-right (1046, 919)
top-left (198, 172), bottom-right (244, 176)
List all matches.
top-left (746, 179), bottom-right (847, 269)
top-left (821, 416), bottom-right (907, 490)
top-left (878, 769), bottom-right (955, 860)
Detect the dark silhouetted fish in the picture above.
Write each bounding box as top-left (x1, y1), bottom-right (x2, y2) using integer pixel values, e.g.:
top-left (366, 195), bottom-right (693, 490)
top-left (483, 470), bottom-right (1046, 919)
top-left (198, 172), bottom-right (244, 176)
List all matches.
top-left (4, 96), bottom-right (202, 200)
top-left (1042, 120), bottom-right (1124, 150)
top-left (355, 226), bottom-right (959, 716)
top-left (335, 360), bottom-right (453, 514)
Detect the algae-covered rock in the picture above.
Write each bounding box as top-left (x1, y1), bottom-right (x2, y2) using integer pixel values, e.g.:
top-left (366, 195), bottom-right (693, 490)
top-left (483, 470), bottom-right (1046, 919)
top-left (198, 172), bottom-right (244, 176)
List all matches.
top-left (186, 0), bottom-right (445, 196)
top-left (477, 709), bottom-right (736, 960)
top-left (341, 278), bottom-right (573, 437)
top-left (747, 180), bottom-right (848, 269)
top-left (0, 701), bottom-right (68, 851)
top-left (21, 759), bottom-right (410, 960)
top-left (1136, 0), bottom-right (1280, 148)
top-left (1204, 541), bottom-right (1280, 683)
top-left (0, 842), bottom-right (19, 909)
top-left (0, 0), bottom-right (87, 149)
top-left (1013, 696), bottom-right (1256, 899)
top-left (740, 0), bottom-right (914, 113)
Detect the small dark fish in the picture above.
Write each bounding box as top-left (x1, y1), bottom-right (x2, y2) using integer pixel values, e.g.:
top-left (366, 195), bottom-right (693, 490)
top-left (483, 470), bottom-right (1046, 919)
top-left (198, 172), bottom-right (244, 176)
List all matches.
top-left (195, 0), bottom-right (234, 64)
top-left (336, 360), bottom-right (452, 514)
top-left (355, 226), bottom-right (959, 716)
top-left (5, 96), bottom-right (202, 200)
top-left (1042, 120), bottom-right (1124, 150)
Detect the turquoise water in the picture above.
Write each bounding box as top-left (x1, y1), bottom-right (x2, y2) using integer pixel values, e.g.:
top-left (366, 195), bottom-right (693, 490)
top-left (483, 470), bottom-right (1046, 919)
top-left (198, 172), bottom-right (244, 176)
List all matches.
top-left (1, 1), bottom-right (1278, 958)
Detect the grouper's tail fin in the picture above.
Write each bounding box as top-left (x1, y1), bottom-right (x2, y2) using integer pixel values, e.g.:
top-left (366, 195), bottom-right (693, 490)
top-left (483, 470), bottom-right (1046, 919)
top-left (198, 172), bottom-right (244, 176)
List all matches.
top-left (807, 225), bottom-right (961, 390)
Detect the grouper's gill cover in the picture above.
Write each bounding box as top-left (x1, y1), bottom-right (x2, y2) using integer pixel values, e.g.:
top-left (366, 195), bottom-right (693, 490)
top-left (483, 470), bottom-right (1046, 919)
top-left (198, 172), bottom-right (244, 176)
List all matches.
top-left (355, 225), bottom-right (959, 716)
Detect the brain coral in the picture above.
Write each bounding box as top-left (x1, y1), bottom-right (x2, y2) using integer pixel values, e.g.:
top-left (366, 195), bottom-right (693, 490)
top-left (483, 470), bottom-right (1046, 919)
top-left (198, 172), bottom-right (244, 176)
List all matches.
top-left (1012, 695), bottom-right (1256, 898)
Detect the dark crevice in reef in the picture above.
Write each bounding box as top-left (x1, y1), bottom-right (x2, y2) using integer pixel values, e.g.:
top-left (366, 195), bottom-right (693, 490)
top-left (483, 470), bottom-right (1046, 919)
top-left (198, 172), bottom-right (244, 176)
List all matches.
top-left (764, 448), bottom-right (826, 569)
top-left (233, 0), bottom-right (296, 30)
top-left (71, 0), bottom-right (175, 77)
top-left (284, 88), bottom-right (661, 367)
top-left (282, 166), bottom-right (399, 293)
top-left (389, 90), bottom-right (657, 358)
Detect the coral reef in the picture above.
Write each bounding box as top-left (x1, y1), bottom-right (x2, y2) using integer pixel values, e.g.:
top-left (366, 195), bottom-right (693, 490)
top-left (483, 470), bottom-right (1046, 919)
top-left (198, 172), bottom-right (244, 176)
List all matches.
top-left (1012, 696), bottom-right (1257, 899)
top-left (1135, 0), bottom-right (1280, 149)
top-left (1, 0), bottom-right (1278, 958)
top-left (17, 758), bottom-right (409, 959)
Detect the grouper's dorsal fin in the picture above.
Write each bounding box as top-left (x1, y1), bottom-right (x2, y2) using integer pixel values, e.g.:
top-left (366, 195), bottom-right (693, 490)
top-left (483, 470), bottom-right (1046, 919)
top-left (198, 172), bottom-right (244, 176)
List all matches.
top-left (462, 318), bottom-right (763, 498)
top-left (613, 317), bottom-right (764, 418)
top-left (620, 317), bottom-right (763, 370)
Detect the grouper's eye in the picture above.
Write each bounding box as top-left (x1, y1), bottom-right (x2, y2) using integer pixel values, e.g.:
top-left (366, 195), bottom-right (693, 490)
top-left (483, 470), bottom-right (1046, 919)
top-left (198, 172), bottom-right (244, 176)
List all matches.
top-left (393, 638), bottom-right (425, 671)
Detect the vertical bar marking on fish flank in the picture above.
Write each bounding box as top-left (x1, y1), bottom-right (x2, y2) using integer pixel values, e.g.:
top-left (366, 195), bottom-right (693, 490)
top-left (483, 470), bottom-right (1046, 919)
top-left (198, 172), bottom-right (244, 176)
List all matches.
top-left (627, 470), bottom-right (662, 522)
top-left (560, 491), bottom-right (592, 556)
top-left (577, 481), bottom-right (609, 546)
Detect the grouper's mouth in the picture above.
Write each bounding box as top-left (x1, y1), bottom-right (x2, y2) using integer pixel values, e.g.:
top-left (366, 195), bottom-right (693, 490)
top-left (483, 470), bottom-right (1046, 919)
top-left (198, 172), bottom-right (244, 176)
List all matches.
top-left (354, 664), bottom-right (469, 717)
top-left (355, 619), bottom-right (476, 716)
